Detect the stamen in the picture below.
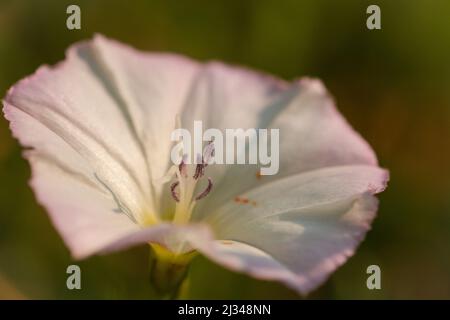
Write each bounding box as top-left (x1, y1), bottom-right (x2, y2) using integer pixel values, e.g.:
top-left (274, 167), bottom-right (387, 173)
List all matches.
top-left (170, 181), bottom-right (180, 202)
top-left (195, 177), bottom-right (213, 201)
top-left (169, 141), bottom-right (215, 224)
top-left (193, 141), bottom-right (215, 180)
top-left (203, 140), bottom-right (215, 164)
top-left (193, 163), bottom-right (205, 180)
top-left (178, 159), bottom-right (187, 178)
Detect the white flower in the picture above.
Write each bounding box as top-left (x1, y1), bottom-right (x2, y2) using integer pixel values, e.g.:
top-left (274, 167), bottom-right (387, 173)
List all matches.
top-left (2, 35), bottom-right (388, 295)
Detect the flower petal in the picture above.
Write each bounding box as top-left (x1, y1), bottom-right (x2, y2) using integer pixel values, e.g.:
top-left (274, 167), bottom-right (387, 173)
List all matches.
top-left (198, 165), bottom-right (388, 294)
top-left (26, 153), bottom-right (144, 259)
top-left (25, 151), bottom-right (212, 259)
top-left (181, 61), bottom-right (289, 131)
top-left (3, 39), bottom-right (157, 221)
top-left (90, 35), bottom-right (200, 207)
top-left (196, 77), bottom-right (379, 218)
top-left (272, 78), bottom-right (377, 172)
top-left (178, 62), bottom-right (292, 216)
top-left (2, 36), bottom-right (200, 258)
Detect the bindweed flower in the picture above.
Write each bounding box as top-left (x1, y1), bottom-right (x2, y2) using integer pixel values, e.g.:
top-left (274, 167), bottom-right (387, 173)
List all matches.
top-left (3, 35), bottom-right (388, 296)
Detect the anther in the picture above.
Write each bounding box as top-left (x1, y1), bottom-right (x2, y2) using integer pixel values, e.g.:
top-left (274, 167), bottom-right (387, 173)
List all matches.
top-left (170, 181), bottom-right (180, 202)
top-left (195, 177), bottom-right (213, 201)
top-left (203, 140), bottom-right (215, 164)
top-left (193, 141), bottom-right (215, 180)
top-left (178, 159), bottom-right (187, 178)
top-left (193, 163), bottom-right (205, 180)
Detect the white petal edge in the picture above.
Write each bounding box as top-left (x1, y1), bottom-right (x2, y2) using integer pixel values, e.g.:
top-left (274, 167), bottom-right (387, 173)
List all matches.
top-left (27, 150), bottom-right (212, 259)
top-left (196, 77), bottom-right (380, 218)
top-left (192, 194), bottom-right (381, 295)
top-left (3, 39), bottom-right (155, 221)
top-left (195, 165), bottom-right (389, 295)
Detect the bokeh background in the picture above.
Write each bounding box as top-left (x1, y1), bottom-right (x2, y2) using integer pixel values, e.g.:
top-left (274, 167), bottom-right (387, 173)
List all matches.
top-left (0, 0), bottom-right (449, 299)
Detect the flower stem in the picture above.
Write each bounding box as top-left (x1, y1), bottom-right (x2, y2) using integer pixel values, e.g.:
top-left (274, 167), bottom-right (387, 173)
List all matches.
top-left (148, 244), bottom-right (194, 299)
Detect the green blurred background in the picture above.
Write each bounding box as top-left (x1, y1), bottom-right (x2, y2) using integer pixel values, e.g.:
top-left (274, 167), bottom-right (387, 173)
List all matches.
top-left (0, 0), bottom-right (449, 299)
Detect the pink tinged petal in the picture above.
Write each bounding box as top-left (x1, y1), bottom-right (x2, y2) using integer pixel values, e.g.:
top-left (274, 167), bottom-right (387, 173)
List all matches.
top-left (28, 156), bottom-right (142, 259)
top-left (197, 78), bottom-right (380, 218)
top-left (3, 41), bottom-right (154, 220)
top-left (181, 61), bottom-right (289, 132)
top-left (272, 78), bottom-right (378, 173)
top-left (198, 165), bottom-right (388, 295)
top-left (90, 35), bottom-right (200, 207)
top-left (27, 151), bottom-right (212, 259)
top-left (178, 62), bottom-right (291, 214)
top-left (192, 196), bottom-right (376, 295)
top-left (2, 36), bottom-right (203, 257)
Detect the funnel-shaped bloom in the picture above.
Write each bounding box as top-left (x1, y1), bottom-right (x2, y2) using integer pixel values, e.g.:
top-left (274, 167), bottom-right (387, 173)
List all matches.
top-left (3, 35), bottom-right (388, 295)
